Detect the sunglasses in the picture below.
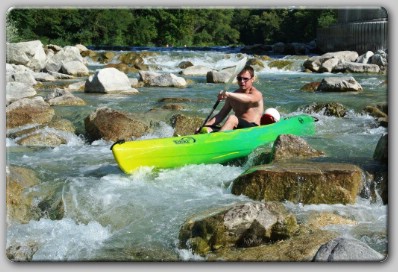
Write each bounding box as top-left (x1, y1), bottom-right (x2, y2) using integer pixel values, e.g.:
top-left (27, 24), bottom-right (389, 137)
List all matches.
top-left (236, 76), bottom-right (252, 82)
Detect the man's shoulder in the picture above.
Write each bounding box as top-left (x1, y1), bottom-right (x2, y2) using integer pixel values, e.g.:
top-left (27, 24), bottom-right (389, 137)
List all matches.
top-left (251, 87), bottom-right (263, 95)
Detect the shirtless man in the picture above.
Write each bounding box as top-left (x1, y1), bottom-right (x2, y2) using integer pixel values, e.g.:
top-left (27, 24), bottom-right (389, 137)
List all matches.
top-left (203, 65), bottom-right (264, 132)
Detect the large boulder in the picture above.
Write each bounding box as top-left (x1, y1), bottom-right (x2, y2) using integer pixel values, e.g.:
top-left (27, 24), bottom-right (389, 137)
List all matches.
top-left (313, 237), bottom-right (385, 261)
top-left (84, 107), bottom-right (149, 142)
top-left (316, 77), bottom-right (363, 92)
top-left (179, 202), bottom-right (299, 255)
top-left (85, 67), bottom-right (138, 94)
top-left (6, 96), bottom-right (54, 129)
top-left (271, 134), bottom-right (324, 161)
top-left (45, 45), bottom-right (84, 73)
top-left (6, 40), bottom-right (47, 71)
top-left (231, 162), bottom-right (364, 204)
top-left (6, 82), bottom-right (37, 105)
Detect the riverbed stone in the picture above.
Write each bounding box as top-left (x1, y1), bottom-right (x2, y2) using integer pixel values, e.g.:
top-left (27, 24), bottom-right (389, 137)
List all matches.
top-left (45, 89), bottom-right (86, 106)
top-left (302, 102), bottom-right (348, 117)
top-left (231, 162), bottom-right (364, 204)
top-left (84, 107), bottom-right (150, 142)
top-left (313, 237), bottom-right (385, 261)
top-left (6, 82), bottom-right (37, 105)
top-left (85, 67), bottom-right (136, 93)
top-left (373, 133), bottom-right (388, 163)
top-left (6, 40), bottom-right (47, 72)
top-left (6, 96), bottom-right (55, 129)
top-left (171, 114), bottom-right (203, 136)
top-left (179, 201), bottom-right (299, 256)
top-left (316, 76), bottom-right (363, 92)
top-left (6, 165), bottom-right (42, 224)
top-left (271, 134), bottom-right (325, 161)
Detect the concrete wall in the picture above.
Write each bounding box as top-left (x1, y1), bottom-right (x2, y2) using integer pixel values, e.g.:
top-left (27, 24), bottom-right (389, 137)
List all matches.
top-left (316, 8), bottom-right (388, 54)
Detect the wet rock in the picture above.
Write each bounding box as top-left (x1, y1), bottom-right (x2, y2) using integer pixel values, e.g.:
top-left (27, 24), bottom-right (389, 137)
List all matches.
top-left (171, 114), bottom-right (203, 136)
top-left (373, 134), bottom-right (388, 163)
top-left (6, 241), bottom-right (39, 261)
top-left (206, 70), bottom-right (232, 83)
top-left (84, 107), bottom-right (150, 142)
top-left (6, 165), bottom-right (42, 224)
top-left (316, 77), bottom-right (363, 92)
top-left (300, 82), bottom-right (320, 92)
top-left (271, 134), bottom-right (324, 161)
top-left (6, 96), bottom-right (55, 129)
top-left (179, 202), bottom-right (298, 256)
top-left (45, 89), bottom-right (86, 106)
top-left (178, 61), bottom-right (194, 69)
top-left (16, 131), bottom-right (67, 147)
top-left (301, 102), bottom-right (347, 117)
top-left (231, 162), bottom-right (364, 204)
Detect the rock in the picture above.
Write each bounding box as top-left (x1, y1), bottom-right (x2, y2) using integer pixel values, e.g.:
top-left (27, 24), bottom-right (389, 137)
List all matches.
top-left (45, 46), bottom-right (84, 73)
top-left (316, 76), bottom-right (363, 92)
top-left (61, 60), bottom-right (90, 76)
top-left (85, 67), bottom-right (137, 93)
top-left (6, 96), bottom-right (54, 129)
top-left (6, 40), bottom-right (47, 71)
top-left (6, 82), bottom-right (37, 105)
top-left (206, 70), bottom-right (232, 83)
top-left (65, 81), bottom-right (86, 91)
top-left (171, 114), bottom-right (203, 136)
top-left (334, 61), bottom-right (380, 73)
top-left (300, 82), bottom-right (321, 92)
top-left (151, 73), bottom-right (187, 88)
top-left (231, 162), bottom-right (364, 204)
top-left (178, 61), bottom-right (194, 69)
top-left (180, 65), bottom-right (213, 76)
top-left (84, 107), bottom-right (150, 142)
top-left (373, 134), bottom-right (388, 163)
top-left (6, 165), bottom-right (42, 224)
top-left (357, 51), bottom-right (374, 64)
top-left (271, 134), bottom-right (324, 161)
top-left (16, 131), bottom-right (67, 147)
top-left (301, 102), bottom-right (348, 117)
top-left (179, 202), bottom-right (298, 255)
top-left (45, 89), bottom-right (86, 106)
top-left (313, 237), bottom-right (385, 261)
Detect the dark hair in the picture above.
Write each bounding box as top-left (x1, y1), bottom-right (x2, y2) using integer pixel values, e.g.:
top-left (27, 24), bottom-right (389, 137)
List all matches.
top-left (239, 65), bottom-right (254, 78)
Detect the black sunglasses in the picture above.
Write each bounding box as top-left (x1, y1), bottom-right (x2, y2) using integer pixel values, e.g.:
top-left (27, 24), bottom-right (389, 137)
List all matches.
top-left (237, 76), bottom-right (252, 82)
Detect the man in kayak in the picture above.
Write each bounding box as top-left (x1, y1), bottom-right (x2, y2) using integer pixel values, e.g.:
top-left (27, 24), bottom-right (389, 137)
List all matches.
top-left (201, 65), bottom-right (264, 132)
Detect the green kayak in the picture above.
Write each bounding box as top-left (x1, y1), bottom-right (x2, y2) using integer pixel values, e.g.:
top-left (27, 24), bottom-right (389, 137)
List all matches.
top-left (111, 114), bottom-right (316, 174)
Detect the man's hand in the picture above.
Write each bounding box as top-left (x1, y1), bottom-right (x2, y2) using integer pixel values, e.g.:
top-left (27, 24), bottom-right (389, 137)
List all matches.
top-left (218, 90), bottom-right (229, 100)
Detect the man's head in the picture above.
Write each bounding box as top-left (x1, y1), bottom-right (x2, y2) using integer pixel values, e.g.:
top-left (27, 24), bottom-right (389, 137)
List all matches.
top-left (236, 65), bottom-right (254, 90)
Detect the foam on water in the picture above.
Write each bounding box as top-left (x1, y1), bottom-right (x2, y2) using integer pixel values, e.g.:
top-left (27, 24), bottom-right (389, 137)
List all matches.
top-left (7, 218), bottom-right (111, 261)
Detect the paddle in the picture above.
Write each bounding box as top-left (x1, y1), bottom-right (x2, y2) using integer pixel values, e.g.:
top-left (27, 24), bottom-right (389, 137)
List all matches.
top-left (196, 56), bottom-right (248, 134)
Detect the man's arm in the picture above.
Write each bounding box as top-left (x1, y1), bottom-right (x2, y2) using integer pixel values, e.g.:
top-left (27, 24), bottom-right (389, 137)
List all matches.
top-left (205, 101), bottom-right (232, 126)
top-left (219, 89), bottom-right (262, 104)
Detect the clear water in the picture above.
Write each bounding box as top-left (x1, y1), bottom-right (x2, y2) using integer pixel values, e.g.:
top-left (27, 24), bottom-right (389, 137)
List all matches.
top-left (6, 48), bottom-right (388, 261)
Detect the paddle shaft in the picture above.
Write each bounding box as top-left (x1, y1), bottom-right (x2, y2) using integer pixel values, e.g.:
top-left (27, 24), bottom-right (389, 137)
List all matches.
top-left (198, 100), bottom-right (220, 132)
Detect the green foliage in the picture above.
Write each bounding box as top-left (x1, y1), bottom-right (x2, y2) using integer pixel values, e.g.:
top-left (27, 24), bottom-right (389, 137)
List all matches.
top-left (6, 8), bottom-right (337, 47)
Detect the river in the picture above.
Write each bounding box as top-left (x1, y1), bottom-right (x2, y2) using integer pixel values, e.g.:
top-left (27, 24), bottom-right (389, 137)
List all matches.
top-left (6, 46), bottom-right (388, 261)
